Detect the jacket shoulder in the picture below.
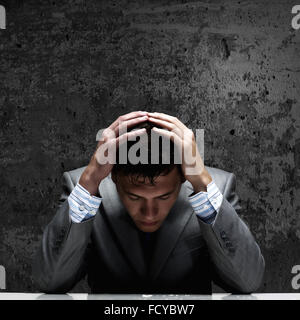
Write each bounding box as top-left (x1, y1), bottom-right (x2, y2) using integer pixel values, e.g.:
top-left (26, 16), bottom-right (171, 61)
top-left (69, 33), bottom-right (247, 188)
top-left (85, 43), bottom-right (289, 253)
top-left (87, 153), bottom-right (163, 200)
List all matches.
top-left (184, 166), bottom-right (234, 195)
top-left (65, 165), bottom-right (87, 187)
top-left (205, 166), bottom-right (234, 193)
top-left (206, 166), bottom-right (235, 194)
top-left (205, 165), bottom-right (233, 179)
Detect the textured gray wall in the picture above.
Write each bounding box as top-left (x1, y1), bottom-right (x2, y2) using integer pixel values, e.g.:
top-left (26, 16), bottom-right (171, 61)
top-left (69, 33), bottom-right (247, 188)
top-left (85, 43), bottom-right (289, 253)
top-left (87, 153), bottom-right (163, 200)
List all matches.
top-left (0, 0), bottom-right (299, 292)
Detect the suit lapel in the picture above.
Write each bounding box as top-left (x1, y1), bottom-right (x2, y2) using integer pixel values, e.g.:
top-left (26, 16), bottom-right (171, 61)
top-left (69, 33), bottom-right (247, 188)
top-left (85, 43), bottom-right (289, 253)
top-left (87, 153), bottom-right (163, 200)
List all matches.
top-left (149, 182), bottom-right (194, 280)
top-left (99, 175), bottom-right (194, 280)
top-left (99, 175), bottom-right (147, 277)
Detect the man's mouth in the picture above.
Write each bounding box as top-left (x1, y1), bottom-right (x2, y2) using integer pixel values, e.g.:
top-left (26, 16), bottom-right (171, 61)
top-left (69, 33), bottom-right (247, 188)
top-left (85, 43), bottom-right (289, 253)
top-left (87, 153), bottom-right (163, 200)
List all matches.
top-left (139, 221), bottom-right (158, 226)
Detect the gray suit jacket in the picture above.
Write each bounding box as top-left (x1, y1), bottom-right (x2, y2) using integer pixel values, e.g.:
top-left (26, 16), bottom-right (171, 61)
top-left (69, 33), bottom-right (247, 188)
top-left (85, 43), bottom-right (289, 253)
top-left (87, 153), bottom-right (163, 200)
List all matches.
top-left (33, 166), bottom-right (265, 294)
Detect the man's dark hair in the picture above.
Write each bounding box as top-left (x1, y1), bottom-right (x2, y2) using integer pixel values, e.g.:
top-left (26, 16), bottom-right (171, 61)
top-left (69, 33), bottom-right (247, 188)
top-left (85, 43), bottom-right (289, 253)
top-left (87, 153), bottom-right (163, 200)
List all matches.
top-left (112, 121), bottom-right (183, 185)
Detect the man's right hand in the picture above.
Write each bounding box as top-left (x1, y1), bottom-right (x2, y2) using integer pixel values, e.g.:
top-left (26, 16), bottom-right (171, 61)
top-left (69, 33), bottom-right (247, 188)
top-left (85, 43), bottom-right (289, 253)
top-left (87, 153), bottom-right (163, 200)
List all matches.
top-left (79, 111), bottom-right (149, 196)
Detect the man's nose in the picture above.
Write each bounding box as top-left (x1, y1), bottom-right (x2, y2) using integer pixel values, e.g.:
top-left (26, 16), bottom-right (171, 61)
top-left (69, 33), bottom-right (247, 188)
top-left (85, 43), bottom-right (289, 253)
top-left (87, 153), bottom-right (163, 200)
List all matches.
top-left (141, 200), bottom-right (158, 219)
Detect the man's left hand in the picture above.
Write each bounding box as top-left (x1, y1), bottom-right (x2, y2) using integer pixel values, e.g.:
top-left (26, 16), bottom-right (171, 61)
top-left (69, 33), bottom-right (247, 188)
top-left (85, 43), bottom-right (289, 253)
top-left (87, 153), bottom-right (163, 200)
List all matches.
top-left (148, 112), bottom-right (212, 193)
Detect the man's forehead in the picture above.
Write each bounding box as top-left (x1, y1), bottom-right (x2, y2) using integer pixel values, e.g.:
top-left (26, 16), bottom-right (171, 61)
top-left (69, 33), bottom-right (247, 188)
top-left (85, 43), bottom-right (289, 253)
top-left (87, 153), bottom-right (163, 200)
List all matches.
top-left (119, 168), bottom-right (180, 191)
top-left (122, 174), bottom-right (172, 189)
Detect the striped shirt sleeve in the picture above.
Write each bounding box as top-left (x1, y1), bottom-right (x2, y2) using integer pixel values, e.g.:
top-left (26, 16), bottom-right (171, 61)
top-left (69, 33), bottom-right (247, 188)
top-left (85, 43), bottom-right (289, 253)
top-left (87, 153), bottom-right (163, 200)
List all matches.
top-left (188, 180), bottom-right (223, 224)
top-left (67, 183), bottom-right (102, 223)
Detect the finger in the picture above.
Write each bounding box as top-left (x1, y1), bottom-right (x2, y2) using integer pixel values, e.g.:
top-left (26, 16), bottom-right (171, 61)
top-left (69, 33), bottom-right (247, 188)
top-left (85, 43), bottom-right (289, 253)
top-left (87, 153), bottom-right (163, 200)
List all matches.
top-left (152, 127), bottom-right (182, 147)
top-left (148, 112), bottom-right (186, 130)
top-left (109, 111), bottom-right (148, 131)
top-left (148, 117), bottom-right (183, 138)
top-left (117, 115), bottom-right (148, 136)
top-left (100, 115), bottom-right (148, 145)
top-left (115, 128), bottom-right (147, 148)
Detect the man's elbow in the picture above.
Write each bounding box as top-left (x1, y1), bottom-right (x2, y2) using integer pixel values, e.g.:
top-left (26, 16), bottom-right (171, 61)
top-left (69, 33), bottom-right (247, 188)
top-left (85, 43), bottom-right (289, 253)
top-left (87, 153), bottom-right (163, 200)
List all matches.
top-left (237, 255), bottom-right (265, 293)
top-left (33, 274), bottom-right (69, 294)
top-left (32, 261), bottom-right (69, 294)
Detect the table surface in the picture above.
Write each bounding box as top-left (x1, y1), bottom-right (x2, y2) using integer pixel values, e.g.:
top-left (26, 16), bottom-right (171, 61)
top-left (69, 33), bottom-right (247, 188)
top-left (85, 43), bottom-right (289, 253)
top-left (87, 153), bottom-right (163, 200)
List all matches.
top-left (0, 293), bottom-right (300, 300)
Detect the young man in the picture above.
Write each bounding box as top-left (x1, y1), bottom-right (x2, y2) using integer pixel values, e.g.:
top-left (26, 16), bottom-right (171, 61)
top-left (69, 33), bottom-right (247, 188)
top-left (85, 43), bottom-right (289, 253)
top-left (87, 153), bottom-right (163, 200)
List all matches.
top-left (33, 111), bottom-right (265, 294)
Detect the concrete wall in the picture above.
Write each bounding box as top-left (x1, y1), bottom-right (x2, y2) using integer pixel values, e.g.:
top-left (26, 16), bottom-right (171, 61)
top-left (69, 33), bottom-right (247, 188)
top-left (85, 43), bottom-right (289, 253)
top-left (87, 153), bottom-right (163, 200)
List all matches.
top-left (0, 0), bottom-right (299, 292)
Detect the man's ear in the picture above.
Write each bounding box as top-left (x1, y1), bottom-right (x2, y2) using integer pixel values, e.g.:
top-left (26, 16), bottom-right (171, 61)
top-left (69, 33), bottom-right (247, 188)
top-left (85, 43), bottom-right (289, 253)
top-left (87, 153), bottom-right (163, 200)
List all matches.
top-left (177, 166), bottom-right (186, 184)
top-left (180, 174), bottom-right (186, 184)
top-left (111, 171), bottom-right (117, 184)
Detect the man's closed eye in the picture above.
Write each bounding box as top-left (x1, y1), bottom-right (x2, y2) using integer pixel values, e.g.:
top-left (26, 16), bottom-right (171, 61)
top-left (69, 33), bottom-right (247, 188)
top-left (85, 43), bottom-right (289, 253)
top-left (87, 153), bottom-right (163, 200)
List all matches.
top-left (127, 195), bottom-right (171, 201)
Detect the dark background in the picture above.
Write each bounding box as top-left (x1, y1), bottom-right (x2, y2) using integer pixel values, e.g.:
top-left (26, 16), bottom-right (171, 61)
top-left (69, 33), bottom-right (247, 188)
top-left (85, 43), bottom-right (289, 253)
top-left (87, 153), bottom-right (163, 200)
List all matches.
top-left (0, 0), bottom-right (299, 293)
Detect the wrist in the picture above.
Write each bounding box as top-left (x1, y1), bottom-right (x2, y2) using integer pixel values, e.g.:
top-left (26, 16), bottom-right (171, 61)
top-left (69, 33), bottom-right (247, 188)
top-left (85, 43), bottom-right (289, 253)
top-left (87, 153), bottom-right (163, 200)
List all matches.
top-left (190, 171), bottom-right (212, 193)
top-left (79, 164), bottom-right (104, 196)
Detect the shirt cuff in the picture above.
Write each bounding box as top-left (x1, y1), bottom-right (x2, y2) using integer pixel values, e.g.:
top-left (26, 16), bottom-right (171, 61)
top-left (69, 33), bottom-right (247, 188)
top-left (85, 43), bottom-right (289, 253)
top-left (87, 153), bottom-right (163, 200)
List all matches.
top-left (188, 180), bottom-right (223, 224)
top-left (68, 183), bottom-right (102, 223)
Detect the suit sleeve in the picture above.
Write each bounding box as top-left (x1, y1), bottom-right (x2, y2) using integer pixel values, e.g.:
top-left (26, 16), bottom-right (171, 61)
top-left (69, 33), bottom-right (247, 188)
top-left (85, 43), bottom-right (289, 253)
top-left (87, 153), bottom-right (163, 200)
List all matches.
top-left (32, 171), bottom-right (97, 293)
top-left (189, 180), bottom-right (223, 224)
top-left (197, 173), bottom-right (265, 293)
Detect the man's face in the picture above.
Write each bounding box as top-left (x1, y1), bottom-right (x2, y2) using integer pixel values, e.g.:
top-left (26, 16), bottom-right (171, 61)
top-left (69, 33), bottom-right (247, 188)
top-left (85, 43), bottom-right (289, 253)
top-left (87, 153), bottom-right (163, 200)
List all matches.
top-left (113, 167), bottom-right (184, 232)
